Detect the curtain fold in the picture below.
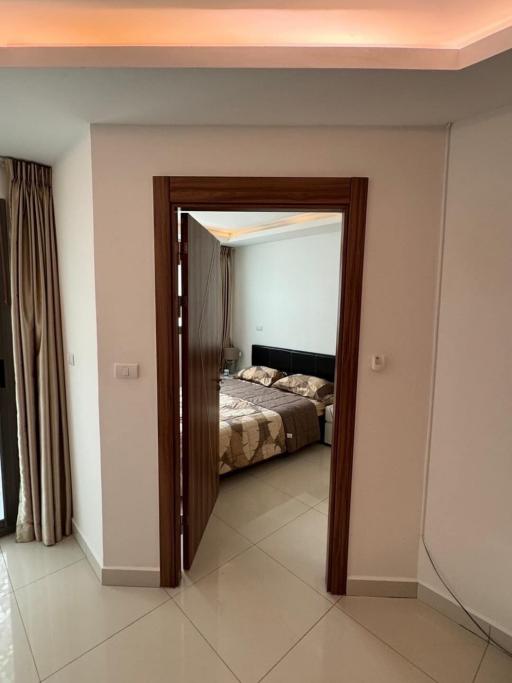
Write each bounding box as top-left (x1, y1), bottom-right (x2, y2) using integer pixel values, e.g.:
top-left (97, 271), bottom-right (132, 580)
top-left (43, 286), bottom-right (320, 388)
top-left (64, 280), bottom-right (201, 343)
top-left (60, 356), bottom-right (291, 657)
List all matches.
top-left (220, 246), bottom-right (233, 360)
top-left (6, 158), bottom-right (72, 546)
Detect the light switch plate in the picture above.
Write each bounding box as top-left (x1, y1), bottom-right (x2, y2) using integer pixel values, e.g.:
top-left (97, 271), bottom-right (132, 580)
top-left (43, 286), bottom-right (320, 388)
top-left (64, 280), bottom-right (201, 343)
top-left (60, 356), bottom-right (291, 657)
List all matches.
top-left (114, 363), bottom-right (139, 379)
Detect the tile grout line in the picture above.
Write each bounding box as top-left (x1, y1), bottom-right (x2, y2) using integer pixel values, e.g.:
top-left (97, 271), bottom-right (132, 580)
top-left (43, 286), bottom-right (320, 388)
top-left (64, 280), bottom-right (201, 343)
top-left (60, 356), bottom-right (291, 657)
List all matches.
top-left (173, 501), bottom-right (324, 599)
top-left (167, 542), bottom-right (255, 598)
top-left (0, 546), bottom-right (15, 598)
top-left (174, 514), bottom-right (337, 607)
top-left (8, 574), bottom-right (43, 682)
top-left (257, 602), bottom-right (339, 682)
top-left (38, 595), bottom-right (173, 681)
top-left (471, 642), bottom-right (489, 683)
top-left (214, 501), bottom-right (314, 547)
top-left (246, 450), bottom-right (331, 504)
top-left (335, 603), bottom-right (457, 683)
top-left (256, 543), bottom-right (339, 606)
top-left (11, 555), bottom-right (86, 594)
top-left (0, 535), bottom-right (86, 593)
top-left (172, 599), bottom-right (243, 683)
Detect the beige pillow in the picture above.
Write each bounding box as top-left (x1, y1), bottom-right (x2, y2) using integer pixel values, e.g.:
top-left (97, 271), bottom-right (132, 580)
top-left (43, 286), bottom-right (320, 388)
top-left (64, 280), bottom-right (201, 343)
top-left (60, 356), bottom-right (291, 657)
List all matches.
top-left (273, 374), bottom-right (334, 404)
top-left (234, 365), bottom-right (286, 387)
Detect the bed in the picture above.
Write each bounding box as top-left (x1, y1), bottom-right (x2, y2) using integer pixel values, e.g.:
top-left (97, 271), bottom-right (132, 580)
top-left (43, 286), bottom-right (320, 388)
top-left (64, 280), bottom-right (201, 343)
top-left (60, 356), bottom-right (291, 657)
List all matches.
top-left (219, 345), bottom-right (335, 474)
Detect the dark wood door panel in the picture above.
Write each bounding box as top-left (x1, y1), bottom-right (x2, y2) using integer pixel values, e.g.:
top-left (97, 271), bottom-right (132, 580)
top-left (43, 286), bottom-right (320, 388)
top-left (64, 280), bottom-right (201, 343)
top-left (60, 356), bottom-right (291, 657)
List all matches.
top-left (182, 214), bottom-right (221, 569)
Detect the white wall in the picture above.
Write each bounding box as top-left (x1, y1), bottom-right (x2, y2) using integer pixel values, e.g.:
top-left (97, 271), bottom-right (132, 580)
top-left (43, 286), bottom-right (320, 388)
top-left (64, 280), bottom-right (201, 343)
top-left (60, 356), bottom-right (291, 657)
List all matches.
top-left (232, 227), bottom-right (342, 366)
top-left (90, 124), bottom-right (445, 579)
top-left (418, 108), bottom-right (512, 636)
top-left (53, 133), bottom-right (103, 565)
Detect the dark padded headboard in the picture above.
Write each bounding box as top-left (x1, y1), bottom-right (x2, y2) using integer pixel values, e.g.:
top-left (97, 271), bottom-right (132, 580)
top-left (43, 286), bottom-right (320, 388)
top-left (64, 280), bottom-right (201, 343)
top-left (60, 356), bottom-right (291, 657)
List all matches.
top-left (252, 345), bottom-right (336, 383)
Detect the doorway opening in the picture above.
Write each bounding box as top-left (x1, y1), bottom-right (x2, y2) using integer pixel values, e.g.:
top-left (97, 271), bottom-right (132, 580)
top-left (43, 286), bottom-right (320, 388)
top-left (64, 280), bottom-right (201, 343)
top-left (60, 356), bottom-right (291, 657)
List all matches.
top-left (154, 177), bottom-right (368, 594)
top-left (184, 209), bottom-right (342, 594)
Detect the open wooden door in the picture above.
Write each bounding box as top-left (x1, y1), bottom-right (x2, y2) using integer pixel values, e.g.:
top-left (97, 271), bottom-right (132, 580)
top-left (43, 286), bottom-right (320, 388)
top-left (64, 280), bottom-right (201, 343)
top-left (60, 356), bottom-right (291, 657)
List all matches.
top-left (181, 214), bottom-right (222, 570)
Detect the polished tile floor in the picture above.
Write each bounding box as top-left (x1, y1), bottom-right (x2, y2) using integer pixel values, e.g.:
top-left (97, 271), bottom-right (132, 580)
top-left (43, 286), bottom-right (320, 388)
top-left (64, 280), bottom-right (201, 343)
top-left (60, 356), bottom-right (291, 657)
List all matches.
top-left (1, 444), bottom-right (511, 681)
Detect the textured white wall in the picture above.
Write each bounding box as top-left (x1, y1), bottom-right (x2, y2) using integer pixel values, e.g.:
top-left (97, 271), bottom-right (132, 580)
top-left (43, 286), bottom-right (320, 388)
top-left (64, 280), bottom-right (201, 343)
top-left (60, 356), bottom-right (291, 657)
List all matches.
top-left (232, 227), bottom-right (342, 366)
top-left (419, 107), bottom-right (512, 636)
top-left (53, 133), bottom-right (103, 565)
top-left (90, 124), bottom-right (445, 578)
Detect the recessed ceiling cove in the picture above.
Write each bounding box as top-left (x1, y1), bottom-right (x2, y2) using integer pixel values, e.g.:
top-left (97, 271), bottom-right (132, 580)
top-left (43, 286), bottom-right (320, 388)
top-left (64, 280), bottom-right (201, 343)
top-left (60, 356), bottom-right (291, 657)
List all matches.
top-left (1, 0), bottom-right (511, 69)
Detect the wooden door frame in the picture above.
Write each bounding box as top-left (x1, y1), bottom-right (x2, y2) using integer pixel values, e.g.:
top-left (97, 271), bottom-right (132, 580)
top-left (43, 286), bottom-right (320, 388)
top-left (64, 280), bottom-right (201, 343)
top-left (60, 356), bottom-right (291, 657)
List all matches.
top-left (153, 176), bottom-right (368, 593)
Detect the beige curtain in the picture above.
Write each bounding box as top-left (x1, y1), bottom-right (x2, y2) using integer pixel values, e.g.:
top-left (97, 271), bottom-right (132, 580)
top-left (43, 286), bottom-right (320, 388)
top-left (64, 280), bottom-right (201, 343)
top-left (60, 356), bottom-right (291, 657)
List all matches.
top-left (220, 246), bottom-right (233, 357)
top-left (6, 158), bottom-right (72, 546)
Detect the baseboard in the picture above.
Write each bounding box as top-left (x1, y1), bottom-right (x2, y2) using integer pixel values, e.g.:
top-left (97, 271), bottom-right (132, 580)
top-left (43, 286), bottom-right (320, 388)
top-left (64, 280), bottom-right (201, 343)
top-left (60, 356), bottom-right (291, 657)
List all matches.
top-left (101, 566), bottom-right (160, 588)
top-left (72, 519), bottom-right (102, 583)
top-left (347, 577), bottom-right (418, 598)
top-left (72, 520), bottom-right (160, 588)
top-left (418, 583), bottom-right (512, 646)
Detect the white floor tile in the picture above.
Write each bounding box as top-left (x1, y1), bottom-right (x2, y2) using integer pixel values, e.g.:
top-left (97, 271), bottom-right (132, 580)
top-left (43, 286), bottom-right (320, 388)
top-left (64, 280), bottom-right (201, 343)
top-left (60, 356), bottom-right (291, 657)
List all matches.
top-left (214, 473), bottom-right (308, 543)
top-left (314, 498), bottom-right (329, 515)
top-left (15, 559), bottom-right (169, 679)
top-left (45, 599), bottom-right (237, 683)
top-left (0, 553), bottom-right (12, 598)
top-left (475, 645), bottom-right (512, 683)
top-left (262, 606), bottom-right (434, 682)
top-left (0, 593), bottom-right (39, 682)
top-left (176, 546), bottom-right (331, 683)
top-left (252, 445), bottom-right (331, 506)
top-left (175, 515), bottom-right (252, 594)
top-left (337, 596), bottom-right (487, 683)
top-left (1, 534), bottom-right (84, 589)
top-left (258, 508), bottom-right (336, 602)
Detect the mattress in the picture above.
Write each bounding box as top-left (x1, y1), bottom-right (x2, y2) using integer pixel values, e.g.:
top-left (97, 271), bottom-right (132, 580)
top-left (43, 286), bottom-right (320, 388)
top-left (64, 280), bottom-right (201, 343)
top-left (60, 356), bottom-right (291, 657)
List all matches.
top-left (219, 378), bottom-right (321, 474)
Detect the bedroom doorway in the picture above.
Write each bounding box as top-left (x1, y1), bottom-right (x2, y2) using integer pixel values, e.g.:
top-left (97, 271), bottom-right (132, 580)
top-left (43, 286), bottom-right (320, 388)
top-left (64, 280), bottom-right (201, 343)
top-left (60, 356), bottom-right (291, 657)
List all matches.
top-left (154, 177), bottom-right (368, 594)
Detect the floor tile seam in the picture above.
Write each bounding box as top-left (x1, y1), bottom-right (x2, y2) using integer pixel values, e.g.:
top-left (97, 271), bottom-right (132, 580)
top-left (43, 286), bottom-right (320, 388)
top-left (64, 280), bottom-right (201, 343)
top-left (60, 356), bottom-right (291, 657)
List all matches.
top-left (246, 468), bottom-right (322, 506)
top-left (38, 594), bottom-right (173, 681)
top-left (11, 556), bottom-right (86, 593)
top-left (257, 602), bottom-right (339, 682)
top-left (9, 575), bottom-right (43, 682)
top-left (255, 543), bottom-right (338, 606)
top-left (173, 599), bottom-right (243, 683)
top-left (335, 602), bottom-right (471, 683)
top-left (471, 643), bottom-right (489, 683)
top-left (167, 543), bottom-right (256, 598)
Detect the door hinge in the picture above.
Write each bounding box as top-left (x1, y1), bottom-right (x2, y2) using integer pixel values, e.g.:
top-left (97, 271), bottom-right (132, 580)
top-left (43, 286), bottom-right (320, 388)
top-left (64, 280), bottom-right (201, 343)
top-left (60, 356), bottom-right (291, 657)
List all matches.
top-left (177, 241), bottom-right (187, 263)
top-left (180, 514), bottom-right (184, 534)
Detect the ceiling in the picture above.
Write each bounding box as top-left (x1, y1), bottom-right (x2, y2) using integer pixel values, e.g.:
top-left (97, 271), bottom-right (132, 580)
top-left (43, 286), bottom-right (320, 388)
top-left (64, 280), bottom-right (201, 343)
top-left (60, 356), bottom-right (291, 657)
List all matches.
top-left (1, 1), bottom-right (511, 70)
top-left (1, 49), bottom-right (512, 164)
top-left (188, 211), bottom-right (342, 245)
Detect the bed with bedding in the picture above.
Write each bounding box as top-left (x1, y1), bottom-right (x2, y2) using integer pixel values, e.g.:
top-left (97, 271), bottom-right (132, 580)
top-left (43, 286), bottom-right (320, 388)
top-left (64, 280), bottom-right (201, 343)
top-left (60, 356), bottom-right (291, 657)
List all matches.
top-left (219, 345), bottom-right (335, 474)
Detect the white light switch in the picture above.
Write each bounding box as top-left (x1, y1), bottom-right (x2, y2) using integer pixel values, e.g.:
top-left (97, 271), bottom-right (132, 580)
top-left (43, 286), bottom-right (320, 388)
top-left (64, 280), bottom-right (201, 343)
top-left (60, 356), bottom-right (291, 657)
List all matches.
top-left (114, 363), bottom-right (139, 379)
top-left (67, 352), bottom-right (75, 367)
top-left (256, 325), bottom-right (263, 332)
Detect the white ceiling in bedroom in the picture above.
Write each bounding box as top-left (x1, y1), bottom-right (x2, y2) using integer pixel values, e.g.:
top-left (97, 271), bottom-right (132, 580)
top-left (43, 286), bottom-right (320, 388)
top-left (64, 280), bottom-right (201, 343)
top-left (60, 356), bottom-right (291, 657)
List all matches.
top-left (188, 210), bottom-right (342, 246)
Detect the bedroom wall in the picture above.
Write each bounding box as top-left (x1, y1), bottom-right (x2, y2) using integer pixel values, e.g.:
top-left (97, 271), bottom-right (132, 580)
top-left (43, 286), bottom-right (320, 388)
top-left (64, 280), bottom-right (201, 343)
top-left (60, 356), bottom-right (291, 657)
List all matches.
top-left (232, 226), bottom-right (342, 366)
top-left (53, 133), bottom-right (103, 565)
top-left (89, 124), bottom-right (445, 581)
top-left (418, 107), bottom-right (512, 637)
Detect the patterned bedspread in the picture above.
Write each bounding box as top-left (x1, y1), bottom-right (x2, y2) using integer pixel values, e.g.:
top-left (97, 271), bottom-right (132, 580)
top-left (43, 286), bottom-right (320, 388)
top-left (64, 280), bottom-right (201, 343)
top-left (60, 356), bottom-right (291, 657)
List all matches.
top-left (219, 390), bottom-right (285, 474)
top-left (219, 378), bottom-right (320, 474)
